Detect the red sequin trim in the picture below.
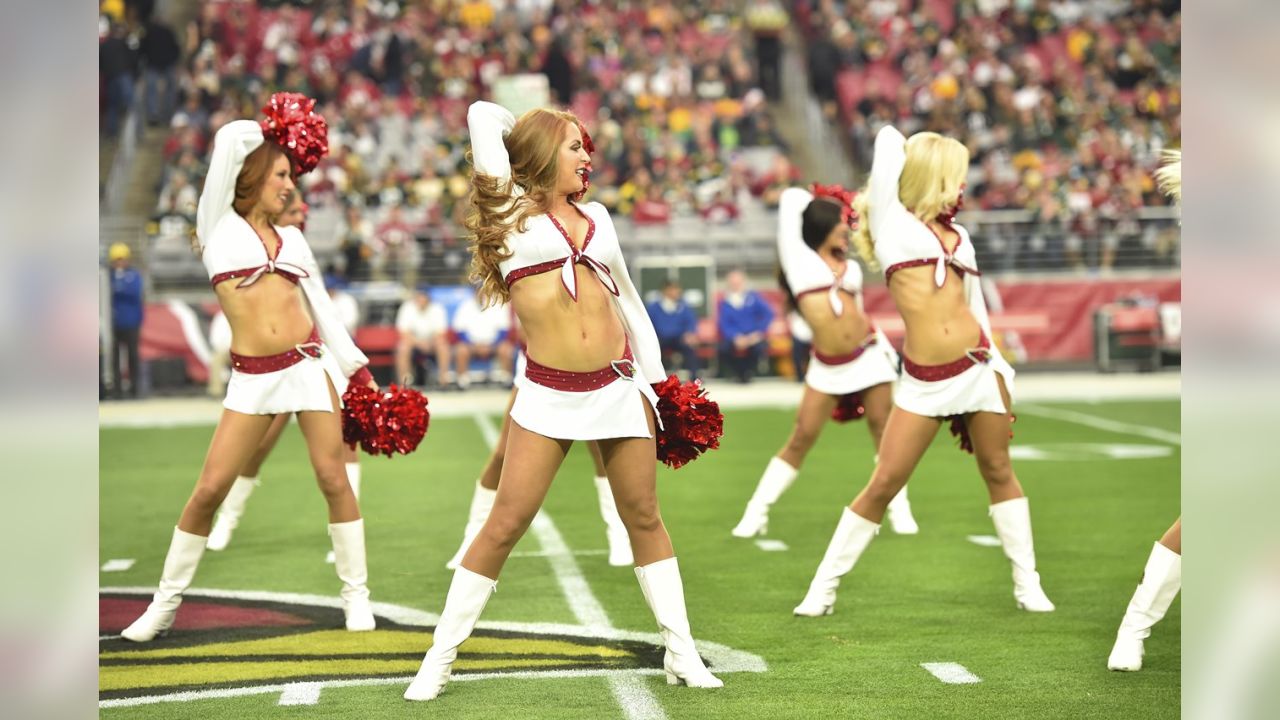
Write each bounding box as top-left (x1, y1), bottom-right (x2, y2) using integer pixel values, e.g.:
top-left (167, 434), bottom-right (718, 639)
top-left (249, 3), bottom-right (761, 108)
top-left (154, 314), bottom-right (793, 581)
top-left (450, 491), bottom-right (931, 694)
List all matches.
top-left (883, 257), bottom-right (980, 283)
top-left (210, 264), bottom-right (305, 288)
top-left (523, 342), bottom-right (636, 392)
top-left (813, 332), bottom-right (878, 366)
top-left (230, 329), bottom-right (324, 374)
top-left (901, 332), bottom-right (992, 382)
top-left (504, 258), bottom-right (566, 287)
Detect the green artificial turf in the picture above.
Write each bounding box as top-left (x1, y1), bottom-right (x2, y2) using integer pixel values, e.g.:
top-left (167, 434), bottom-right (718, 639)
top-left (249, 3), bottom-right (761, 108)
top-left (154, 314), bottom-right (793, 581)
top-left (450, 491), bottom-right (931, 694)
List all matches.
top-left (100, 400), bottom-right (1180, 719)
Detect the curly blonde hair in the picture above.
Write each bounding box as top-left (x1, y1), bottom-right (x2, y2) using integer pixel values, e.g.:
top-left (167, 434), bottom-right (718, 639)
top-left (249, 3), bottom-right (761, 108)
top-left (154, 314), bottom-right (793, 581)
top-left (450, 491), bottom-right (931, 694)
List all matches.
top-left (466, 107), bottom-right (585, 307)
top-left (850, 131), bottom-right (969, 271)
top-left (1154, 149), bottom-right (1181, 202)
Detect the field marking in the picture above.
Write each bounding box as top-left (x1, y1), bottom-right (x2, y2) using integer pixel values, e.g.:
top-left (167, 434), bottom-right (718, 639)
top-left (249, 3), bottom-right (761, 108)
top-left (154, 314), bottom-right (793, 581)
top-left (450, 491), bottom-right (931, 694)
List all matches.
top-left (920, 662), bottom-right (982, 684)
top-left (277, 682), bottom-right (323, 706)
top-left (472, 413), bottom-right (666, 720)
top-left (1009, 443), bottom-right (1173, 461)
top-left (101, 559), bottom-right (136, 572)
top-left (1016, 404), bottom-right (1181, 446)
top-left (966, 535), bottom-right (1002, 548)
top-left (753, 539), bottom-right (789, 552)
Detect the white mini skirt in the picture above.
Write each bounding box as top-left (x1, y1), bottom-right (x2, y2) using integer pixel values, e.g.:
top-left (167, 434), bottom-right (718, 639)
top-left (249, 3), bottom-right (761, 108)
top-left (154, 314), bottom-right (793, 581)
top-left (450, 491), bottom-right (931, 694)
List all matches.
top-left (805, 328), bottom-right (900, 396)
top-left (223, 345), bottom-right (347, 416)
top-left (510, 350), bottom-right (660, 441)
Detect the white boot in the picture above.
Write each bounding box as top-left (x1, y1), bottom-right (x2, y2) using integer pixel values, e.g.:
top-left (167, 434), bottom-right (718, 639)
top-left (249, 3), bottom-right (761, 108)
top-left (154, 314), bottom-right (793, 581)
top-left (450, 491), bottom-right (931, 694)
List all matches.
top-left (404, 567), bottom-right (498, 701)
top-left (731, 457), bottom-right (798, 538)
top-left (989, 497), bottom-right (1055, 612)
top-left (330, 519), bottom-right (376, 631)
top-left (793, 508), bottom-right (879, 616)
top-left (634, 558), bottom-right (723, 688)
top-left (446, 482), bottom-right (497, 570)
top-left (346, 462), bottom-right (362, 499)
top-left (885, 486), bottom-right (920, 535)
top-left (121, 527), bottom-right (207, 641)
top-left (1108, 542), bottom-right (1181, 671)
top-left (206, 476), bottom-right (258, 551)
top-left (594, 476), bottom-right (634, 567)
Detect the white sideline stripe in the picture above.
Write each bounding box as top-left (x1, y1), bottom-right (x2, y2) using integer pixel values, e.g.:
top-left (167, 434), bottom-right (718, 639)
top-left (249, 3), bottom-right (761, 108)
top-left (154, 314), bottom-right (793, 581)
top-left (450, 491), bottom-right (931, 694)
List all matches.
top-left (753, 539), bottom-right (789, 552)
top-left (1016, 404), bottom-right (1181, 446)
top-left (472, 414), bottom-right (666, 720)
top-left (277, 682), bottom-right (322, 706)
top-left (920, 662), bottom-right (982, 684)
top-left (101, 558), bottom-right (136, 572)
top-left (966, 535), bottom-right (1002, 548)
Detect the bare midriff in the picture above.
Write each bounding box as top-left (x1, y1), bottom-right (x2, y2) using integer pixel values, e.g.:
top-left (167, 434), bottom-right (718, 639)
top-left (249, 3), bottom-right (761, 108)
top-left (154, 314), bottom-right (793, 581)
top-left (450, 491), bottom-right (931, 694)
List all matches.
top-left (511, 264), bottom-right (628, 371)
top-left (215, 273), bottom-right (316, 356)
top-left (889, 264), bottom-right (982, 365)
top-left (799, 287), bottom-right (871, 356)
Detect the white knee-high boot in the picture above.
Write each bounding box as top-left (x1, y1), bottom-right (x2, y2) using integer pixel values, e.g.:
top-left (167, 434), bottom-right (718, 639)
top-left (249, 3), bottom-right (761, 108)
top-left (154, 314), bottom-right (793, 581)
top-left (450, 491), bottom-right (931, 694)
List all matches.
top-left (404, 567), bottom-right (498, 701)
top-left (634, 558), bottom-right (723, 688)
top-left (594, 476), bottom-right (633, 566)
top-left (346, 462), bottom-right (362, 499)
top-left (206, 476), bottom-right (258, 551)
top-left (1108, 542), bottom-right (1181, 671)
top-left (885, 486), bottom-right (920, 535)
top-left (732, 456), bottom-right (798, 537)
top-left (330, 519), bottom-right (375, 631)
top-left (121, 527), bottom-right (207, 641)
top-left (989, 497), bottom-right (1055, 612)
top-left (793, 508), bottom-right (880, 616)
top-left (446, 482), bottom-right (497, 570)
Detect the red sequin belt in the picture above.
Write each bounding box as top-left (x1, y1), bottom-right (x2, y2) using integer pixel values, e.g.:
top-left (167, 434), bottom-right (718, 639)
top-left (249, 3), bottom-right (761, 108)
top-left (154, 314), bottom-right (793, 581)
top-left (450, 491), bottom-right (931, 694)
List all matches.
top-left (231, 329), bottom-right (325, 375)
top-left (813, 332), bottom-right (878, 366)
top-left (902, 332), bottom-right (992, 382)
top-left (523, 342), bottom-right (636, 392)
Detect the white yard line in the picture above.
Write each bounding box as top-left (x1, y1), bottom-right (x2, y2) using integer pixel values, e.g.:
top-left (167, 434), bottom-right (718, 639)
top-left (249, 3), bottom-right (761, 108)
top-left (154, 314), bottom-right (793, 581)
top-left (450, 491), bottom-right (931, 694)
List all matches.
top-left (920, 662), bottom-right (982, 684)
top-left (753, 539), bottom-right (789, 552)
top-left (1016, 403), bottom-right (1181, 446)
top-left (472, 413), bottom-right (666, 720)
top-left (965, 535), bottom-right (1002, 548)
top-left (276, 682), bottom-right (323, 706)
top-left (101, 559), bottom-right (136, 572)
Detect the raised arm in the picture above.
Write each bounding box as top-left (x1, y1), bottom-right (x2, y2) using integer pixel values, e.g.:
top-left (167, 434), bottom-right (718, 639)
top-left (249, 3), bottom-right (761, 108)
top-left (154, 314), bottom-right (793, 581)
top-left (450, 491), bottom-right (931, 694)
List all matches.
top-left (467, 101), bottom-right (518, 187)
top-left (868, 125), bottom-right (908, 219)
top-left (777, 186), bottom-right (833, 294)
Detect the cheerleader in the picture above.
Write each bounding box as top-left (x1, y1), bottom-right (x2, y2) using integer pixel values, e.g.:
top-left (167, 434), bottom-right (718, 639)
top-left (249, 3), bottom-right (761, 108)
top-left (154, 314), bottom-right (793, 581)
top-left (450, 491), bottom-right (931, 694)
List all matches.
top-left (121, 99), bottom-right (379, 641)
top-left (793, 125), bottom-right (1054, 617)
top-left (205, 191), bottom-right (367, 555)
top-left (1108, 151), bottom-right (1182, 671)
top-left (731, 185), bottom-right (918, 539)
top-left (405, 101), bottom-right (721, 700)
top-left (447, 385), bottom-right (633, 570)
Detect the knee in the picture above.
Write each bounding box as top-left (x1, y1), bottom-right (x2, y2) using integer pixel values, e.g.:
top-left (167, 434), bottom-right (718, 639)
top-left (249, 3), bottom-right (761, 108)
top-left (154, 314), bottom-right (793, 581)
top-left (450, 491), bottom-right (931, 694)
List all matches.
top-left (314, 464), bottom-right (350, 500)
top-left (188, 479), bottom-right (229, 516)
top-left (483, 511), bottom-right (532, 549)
top-left (977, 453), bottom-right (1014, 485)
top-left (618, 498), bottom-right (662, 535)
top-left (864, 466), bottom-right (907, 505)
top-left (786, 426), bottom-right (818, 455)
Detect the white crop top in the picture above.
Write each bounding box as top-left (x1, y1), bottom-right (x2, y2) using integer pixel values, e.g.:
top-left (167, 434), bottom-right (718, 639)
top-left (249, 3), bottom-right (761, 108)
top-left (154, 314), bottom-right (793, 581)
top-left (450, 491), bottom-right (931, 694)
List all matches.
top-left (468, 100), bottom-right (664, 383)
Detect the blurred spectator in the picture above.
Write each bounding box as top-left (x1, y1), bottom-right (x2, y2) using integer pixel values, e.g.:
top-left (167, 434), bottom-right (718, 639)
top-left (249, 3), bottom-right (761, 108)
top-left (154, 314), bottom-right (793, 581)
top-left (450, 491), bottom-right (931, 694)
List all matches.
top-left (325, 268), bottom-right (360, 336)
top-left (717, 270), bottom-right (773, 383)
top-left (108, 243), bottom-right (144, 399)
top-left (646, 279), bottom-right (702, 380)
top-left (452, 295), bottom-right (515, 388)
top-left (395, 288), bottom-right (451, 388)
top-left (371, 204), bottom-right (421, 286)
top-left (156, 171), bottom-right (198, 218)
top-left (140, 14), bottom-right (182, 126)
top-left (335, 204), bottom-right (373, 279)
top-left (787, 308), bottom-right (812, 383)
top-left (99, 20), bottom-right (137, 137)
top-left (745, 0), bottom-right (788, 99)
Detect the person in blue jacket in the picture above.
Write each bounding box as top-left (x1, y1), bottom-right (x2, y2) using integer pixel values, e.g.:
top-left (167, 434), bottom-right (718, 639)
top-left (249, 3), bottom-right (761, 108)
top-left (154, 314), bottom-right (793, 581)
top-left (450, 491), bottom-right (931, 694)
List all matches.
top-left (646, 279), bottom-right (702, 379)
top-left (109, 242), bottom-right (145, 398)
top-left (717, 269), bottom-right (774, 383)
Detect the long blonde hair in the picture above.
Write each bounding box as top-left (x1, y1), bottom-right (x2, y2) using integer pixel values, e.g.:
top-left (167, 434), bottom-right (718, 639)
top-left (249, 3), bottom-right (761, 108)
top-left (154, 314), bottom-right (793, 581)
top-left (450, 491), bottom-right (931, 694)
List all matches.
top-left (1154, 149), bottom-right (1181, 202)
top-left (851, 131), bottom-right (969, 270)
top-left (466, 107), bottom-right (584, 307)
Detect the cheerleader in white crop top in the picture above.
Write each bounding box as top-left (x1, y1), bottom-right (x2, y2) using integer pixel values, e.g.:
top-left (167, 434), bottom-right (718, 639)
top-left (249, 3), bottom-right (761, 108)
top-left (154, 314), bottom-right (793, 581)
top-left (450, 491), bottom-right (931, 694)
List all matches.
top-left (731, 185), bottom-right (920, 540)
top-left (406, 101), bottom-right (722, 702)
top-left (120, 103), bottom-right (378, 646)
top-left (793, 125), bottom-right (1055, 620)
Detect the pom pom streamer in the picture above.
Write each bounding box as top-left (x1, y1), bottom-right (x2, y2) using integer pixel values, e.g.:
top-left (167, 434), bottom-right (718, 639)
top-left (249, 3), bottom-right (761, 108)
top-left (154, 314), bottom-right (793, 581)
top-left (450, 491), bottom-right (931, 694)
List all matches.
top-left (342, 384), bottom-right (430, 457)
top-left (830, 392), bottom-right (866, 423)
top-left (652, 375), bottom-right (725, 469)
top-left (260, 92), bottom-right (329, 175)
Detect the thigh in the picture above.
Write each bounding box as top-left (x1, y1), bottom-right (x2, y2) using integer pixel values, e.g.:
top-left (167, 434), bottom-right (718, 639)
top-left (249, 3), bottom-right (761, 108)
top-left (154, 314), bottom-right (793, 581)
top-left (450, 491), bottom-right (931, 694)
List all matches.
top-left (259, 413), bottom-right (292, 454)
top-left (874, 405), bottom-right (943, 481)
top-left (294, 375), bottom-right (346, 473)
top-left (596, 397), bottom-right (659, 512)
top-left (794, 385), bottom-right (837, 439)
top-left (966, 374), bottom-right (1014, 467)
top-left (200, 410), bottom-right (279, 488)
top-left (493, 418), bottom-right (572, 523)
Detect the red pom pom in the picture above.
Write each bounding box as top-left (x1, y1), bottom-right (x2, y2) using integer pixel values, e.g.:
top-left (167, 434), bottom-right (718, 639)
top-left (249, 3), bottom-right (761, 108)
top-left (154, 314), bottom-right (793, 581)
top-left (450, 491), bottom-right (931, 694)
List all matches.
top-left (260, 92), bottom-right (329, 176)
top-left (947, 415), bottom-right (974, 454)
top-left (830, 392), bottom-right (866, 423)
top-left (809, 183), bottom-right (859, 229)
top-left (342, 384), bottom-right (430, 457)
top-left (652, 375), bottom-right (724, 469)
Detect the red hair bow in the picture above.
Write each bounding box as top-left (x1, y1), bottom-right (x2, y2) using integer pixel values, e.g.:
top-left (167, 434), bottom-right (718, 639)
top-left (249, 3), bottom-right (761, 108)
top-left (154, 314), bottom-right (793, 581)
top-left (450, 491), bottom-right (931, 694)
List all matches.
top-left (260, 92), bottom-right (329, 176)
top-left (810, 183), bottom-right (859, 228)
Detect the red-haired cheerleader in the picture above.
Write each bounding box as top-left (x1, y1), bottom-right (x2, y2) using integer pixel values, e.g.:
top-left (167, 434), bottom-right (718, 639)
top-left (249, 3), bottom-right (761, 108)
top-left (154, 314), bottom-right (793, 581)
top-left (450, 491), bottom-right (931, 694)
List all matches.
top-left (731, 185), bottom-right (918, 540)
top-left (122, 95), bottom-right (379, 641)
top-left (792, 125), bottom-right (1054, 617)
